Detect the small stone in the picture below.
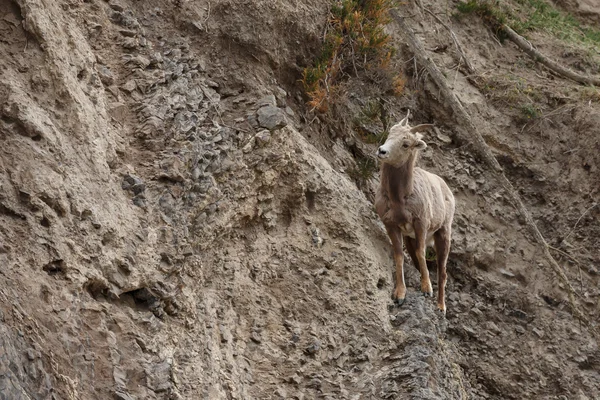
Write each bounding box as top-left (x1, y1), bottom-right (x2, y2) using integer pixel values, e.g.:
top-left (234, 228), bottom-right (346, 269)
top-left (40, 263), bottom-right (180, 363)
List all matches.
top-left (108, 102), bottom-right (127, 123)
top-left (514, 325), bottom-right (526, 334)
top-left (304, 341), bottom-right (321, 355)
top-left (256, 94), bottom-right (276, 107)
top-left (257, 105), bottom-right (287, 131)
top-left (220, 325), bottom-right (233, 343)
top-left (109, 2), bottom-right (125, 12)
top-left (26, 348), bottom-right (38, 361)
top-left (486, 321), bottom-right (501, 334)
top-left (255, 130), bottom-right (271, 146)
top-left (532, 327), bottom-right (544, 338)
top-left (434, 127), bottom-right (453, 144)
top-left (206, 79), bottom-right (219, 88)
top-left (115, 391), bottom-right (135, 400)
top-left (118, 29), bottom-right (136, 37)
top-left (247, 113), bottom-right (259, 129)
top-left (130, 55), bottom-right (150, 69)
top-left (96, 64), bottom-right (115, 86)
top-left (289, 374), bottom-right (302, 385)
top-left (191, 167), bottom-right (201, 180)
top-left (471, 307), bottom-right (483, 316)
top-left (132, 195), bottom-right (146, 208)
top-left (121, 174), bottom-right (143, 191)
top-left (588, 266), bottom-right (598, 275)
top-left (113, 366), bottom-right (127, 387)
top-left (499, 268), bottom-right (515, 278)
top-left (275, 387), bottom-right (287, 398)
top-left (250, 331), bottom-right (262, 344)
top-left (508, 309), bottom-right (528, 320)
top-left (275, 86), bottom-right (287, 107)
top-left (121, 80), bottom-right (137, 93)
top-left (462, 325), bottom-right (478, 337)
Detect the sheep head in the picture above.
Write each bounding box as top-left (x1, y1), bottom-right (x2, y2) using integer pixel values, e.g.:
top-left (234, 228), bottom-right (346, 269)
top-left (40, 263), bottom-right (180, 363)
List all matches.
top-left (377, 113), bottom-right (433, 166)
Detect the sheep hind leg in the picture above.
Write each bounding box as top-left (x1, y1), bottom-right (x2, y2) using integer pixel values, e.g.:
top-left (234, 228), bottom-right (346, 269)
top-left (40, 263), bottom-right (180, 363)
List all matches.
top-left (403, 237), bottom-right (420, 275)
top-left (433, 228), bottom-right (451, 314)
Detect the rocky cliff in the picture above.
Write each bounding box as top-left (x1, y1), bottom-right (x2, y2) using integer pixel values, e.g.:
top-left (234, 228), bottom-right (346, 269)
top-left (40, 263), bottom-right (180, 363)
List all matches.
top-left (0, 0), bottom-right (599, 399)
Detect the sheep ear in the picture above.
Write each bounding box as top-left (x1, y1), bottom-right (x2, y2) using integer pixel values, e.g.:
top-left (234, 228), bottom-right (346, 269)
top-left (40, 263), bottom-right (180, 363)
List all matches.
top-left (410, 124), bottom-right (434, 133)
top-left (416, 139), bottom-right (427, 150)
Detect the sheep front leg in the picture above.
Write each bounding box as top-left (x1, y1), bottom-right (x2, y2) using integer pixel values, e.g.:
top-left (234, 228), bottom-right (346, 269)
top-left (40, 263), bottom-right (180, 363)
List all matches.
top-left (414, 222), bottom-right (433, 297)
top-left (386, 225), bottom-right (406, 305)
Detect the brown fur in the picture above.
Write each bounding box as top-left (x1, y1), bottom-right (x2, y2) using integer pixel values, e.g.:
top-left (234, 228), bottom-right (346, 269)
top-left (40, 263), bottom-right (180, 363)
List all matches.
top-left (375, 120), bottom-right (455, 313)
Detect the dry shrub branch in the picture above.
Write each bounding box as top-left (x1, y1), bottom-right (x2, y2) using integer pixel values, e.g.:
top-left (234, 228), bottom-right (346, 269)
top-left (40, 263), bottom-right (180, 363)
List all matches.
top-left (302, 0), bottom-right (405, 113)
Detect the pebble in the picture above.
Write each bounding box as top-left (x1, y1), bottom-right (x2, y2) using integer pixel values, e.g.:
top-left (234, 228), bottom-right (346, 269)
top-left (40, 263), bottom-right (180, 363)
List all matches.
top-left (121, 174), bottom-right (143, 191)
top-left (121, 80), bottom-right (137, 92)
top-left (499, 268), bottom-right (515, 278)
top-left (486, 321), bottom-right (501, 334)
top-left (250, 331), bottom-right (262, 344)
top-left (96, 64), bottom-right (115, 86)
top-left (256, 94), bottom-right (277, 107)
top-left (255, 130), bottom-right (271, 146)
top-left (304, 341), bottom-right (321, 355)
top-left (514, 325), bottom-right (526, 334)
top-left (132, 195), bottom-right (147, 208)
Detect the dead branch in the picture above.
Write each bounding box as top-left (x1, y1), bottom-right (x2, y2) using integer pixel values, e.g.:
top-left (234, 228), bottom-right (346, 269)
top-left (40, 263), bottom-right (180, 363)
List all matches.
top-left (423, 8), bottom-right (475, 74)
top-left (390, 10), bottom-right (590, 327)
top-left (501, 25), bottom-right (600, 86)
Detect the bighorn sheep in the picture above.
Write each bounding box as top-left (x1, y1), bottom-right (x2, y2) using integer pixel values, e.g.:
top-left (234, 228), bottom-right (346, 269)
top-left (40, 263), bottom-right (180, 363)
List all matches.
top-left (375, 112), bottom-right (455, 313)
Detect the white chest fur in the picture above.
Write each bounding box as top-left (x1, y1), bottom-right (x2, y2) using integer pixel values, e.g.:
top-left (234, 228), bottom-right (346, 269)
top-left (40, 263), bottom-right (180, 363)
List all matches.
top-left (400, 222), bottom-right (415, 238)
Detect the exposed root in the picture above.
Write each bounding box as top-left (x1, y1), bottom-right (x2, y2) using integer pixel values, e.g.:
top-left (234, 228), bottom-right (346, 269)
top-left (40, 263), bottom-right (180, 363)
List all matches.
top-left (501, 24), bottom-right (600, 86)
top-left (390, 9), bottom-right (592, 331)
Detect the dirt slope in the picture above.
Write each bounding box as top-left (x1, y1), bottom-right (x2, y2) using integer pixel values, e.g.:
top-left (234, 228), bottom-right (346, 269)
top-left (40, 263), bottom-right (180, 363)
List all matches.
top-left (0, 0), bottom-right (599, 399)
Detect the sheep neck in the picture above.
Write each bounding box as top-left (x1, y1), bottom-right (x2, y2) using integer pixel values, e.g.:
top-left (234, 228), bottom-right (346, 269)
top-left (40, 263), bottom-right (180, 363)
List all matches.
top-left (382, 153), bottom-right (417, 205)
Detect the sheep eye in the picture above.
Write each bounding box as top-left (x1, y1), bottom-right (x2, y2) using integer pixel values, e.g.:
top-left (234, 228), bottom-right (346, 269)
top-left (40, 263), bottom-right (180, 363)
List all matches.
top-left (402, 143), bottom-right (410, 148)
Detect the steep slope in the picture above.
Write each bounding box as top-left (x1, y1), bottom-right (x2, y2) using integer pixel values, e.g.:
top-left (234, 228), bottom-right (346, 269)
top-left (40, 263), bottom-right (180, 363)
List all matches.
top-left (0, 0), bottom-right (599, 399)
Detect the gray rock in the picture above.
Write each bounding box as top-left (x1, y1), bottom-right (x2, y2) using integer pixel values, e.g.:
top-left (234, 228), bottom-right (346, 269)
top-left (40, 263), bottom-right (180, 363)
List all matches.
top-left (146, 360), bottom-right (172, 392)
top-left (486, 321), bottom-right (501, 334)
top-left (129, 55), bottom-right (150, 69)
top-left (515, 325), bottom-right (526, 334)
top-left (109, 1), bottom-right (125, 12)
top-left (257, 105), bottom-right (287, 131)
top-left (247, 113), bottom-right (259, 129)
top-left (108, 102), bottom-right (127, 123)
top-left (255, 130), bottom-right (271, 146)
top-left (115, 391), bottom-right (136, 400)
top-left (113, 366), bottom-right (127, 387)
top-left (132, 195), bottom-right (147, 208)
top-left (304, 340), bottom-right (321, 355)
top-left (121, 80), bottom-right (137, 93)
top-left (256, 94), bottom-right (277, 107)
top-left (121, 174), bottom-right (143, 190)
top-left (275, 86), bottom-right (287, 107)
top-left (97, 65), bottom-right (115, 86)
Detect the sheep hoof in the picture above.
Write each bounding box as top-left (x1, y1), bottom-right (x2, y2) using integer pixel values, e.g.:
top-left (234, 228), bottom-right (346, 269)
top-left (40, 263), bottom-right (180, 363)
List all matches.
top-left (394, 297), bottom-right (405, 306)
top-left (422, 291), bottom-right (433, 297)
top-left (437, 304), bottom-right (446, 315)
